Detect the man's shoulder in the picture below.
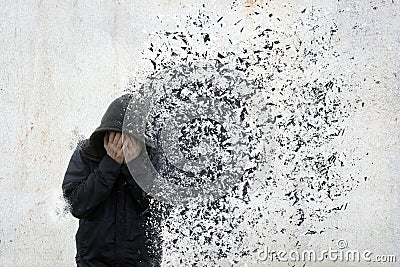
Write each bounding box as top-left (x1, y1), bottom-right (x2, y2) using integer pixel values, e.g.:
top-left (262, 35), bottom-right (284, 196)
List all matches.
top-left (75, 138), bottom-right (103, 162)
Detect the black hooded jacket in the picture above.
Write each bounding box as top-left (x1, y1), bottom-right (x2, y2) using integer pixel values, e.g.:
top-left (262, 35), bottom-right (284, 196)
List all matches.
top-left (62, 95), bottom-right (159, 267)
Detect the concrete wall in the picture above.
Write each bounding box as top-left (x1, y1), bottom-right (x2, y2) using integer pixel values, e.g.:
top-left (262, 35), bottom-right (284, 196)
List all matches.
top-left (0, 1), bottom-right (398, 266)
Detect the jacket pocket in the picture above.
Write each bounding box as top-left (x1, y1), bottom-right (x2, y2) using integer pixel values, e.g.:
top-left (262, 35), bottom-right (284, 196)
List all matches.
top-left (77, 220), bottom-right (115, 258)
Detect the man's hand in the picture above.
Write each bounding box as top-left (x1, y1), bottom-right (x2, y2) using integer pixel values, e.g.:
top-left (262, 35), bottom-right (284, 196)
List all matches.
top-left (122, 134), bottom-right (143, 163)
top-left (104, 131), bottom-right (124, 164)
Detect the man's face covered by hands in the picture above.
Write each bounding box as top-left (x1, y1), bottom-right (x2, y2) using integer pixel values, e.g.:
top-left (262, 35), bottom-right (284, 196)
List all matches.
top-left (103, 131), bottom-right (144, 164)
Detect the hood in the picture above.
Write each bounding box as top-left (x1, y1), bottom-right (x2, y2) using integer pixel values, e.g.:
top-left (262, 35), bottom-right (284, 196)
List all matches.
top-left (90, 94), bottom-right (133, 157)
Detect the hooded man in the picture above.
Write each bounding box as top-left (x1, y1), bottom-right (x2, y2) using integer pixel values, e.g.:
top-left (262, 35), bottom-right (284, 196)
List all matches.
top-left (62, 94), bottom-right (160, 267)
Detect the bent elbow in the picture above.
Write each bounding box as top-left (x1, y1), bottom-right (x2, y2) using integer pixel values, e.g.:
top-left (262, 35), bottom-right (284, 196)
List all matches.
top-left (70, 206), bottom-right (87, 219)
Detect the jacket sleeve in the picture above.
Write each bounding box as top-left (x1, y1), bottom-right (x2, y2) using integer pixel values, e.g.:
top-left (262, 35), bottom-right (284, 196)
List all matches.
top-left (62, 144), bottom-right (121, 219)
top-left (119, 145), bottom-right (167, 215)
top-left (121, 162), bottom-right (150, 214)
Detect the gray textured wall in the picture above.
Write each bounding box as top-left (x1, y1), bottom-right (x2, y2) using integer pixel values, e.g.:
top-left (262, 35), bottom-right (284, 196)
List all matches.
top-left (0, 1), bottom-right (398, 266)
